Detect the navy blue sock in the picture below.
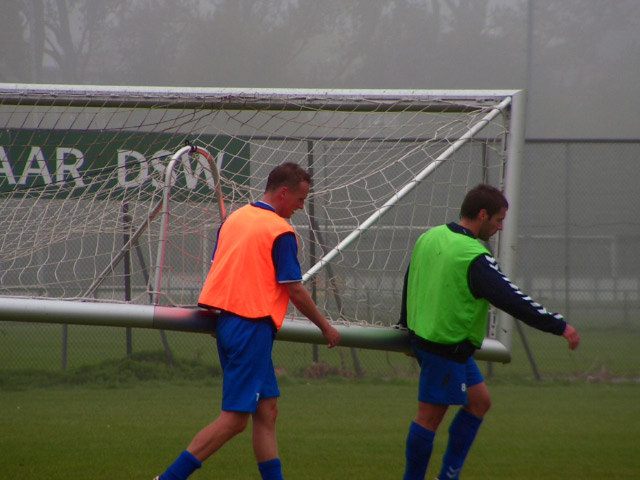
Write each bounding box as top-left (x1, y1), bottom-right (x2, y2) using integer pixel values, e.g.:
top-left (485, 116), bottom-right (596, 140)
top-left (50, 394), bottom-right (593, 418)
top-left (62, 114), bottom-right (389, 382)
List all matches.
top-left (258, 458), bottom-right (284, 480)
top-left (404, 421), bottom-right (435, 480)
top-left (437, 409), bottom-right (483, 480)
top-left (160, 450), bottom-right (202, 480)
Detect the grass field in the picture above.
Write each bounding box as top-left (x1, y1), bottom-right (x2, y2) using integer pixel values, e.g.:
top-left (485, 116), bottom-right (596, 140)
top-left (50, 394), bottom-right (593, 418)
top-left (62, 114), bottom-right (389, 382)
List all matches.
top-left (1, 321), bottom-right (639, 479)
top-left (1, 375), bottom-right (639, 479)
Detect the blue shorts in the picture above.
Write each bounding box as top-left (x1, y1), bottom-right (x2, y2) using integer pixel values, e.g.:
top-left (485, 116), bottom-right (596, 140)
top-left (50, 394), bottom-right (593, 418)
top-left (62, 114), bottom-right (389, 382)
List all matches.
top-left (216, 312), bottom-right (280, 413)
top-left (413, 347), bottom-right (484, 406)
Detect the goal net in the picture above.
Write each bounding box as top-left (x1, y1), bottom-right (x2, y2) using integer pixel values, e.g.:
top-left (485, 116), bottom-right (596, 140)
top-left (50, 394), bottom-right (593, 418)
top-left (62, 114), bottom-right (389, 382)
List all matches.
top-left (0, 85), bottom-right (523, 355)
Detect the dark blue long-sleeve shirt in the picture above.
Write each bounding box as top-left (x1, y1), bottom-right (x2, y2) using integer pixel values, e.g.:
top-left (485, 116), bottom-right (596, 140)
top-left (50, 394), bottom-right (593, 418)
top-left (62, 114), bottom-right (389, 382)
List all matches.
top-left (400, 222), bottom-right (566, 336)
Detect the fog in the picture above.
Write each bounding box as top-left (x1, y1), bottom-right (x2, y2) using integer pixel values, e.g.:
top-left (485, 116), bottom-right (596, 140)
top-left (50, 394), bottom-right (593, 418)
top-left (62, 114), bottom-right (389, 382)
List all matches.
top-left (2, 0), bottom-right (639, 139)
top-left (1, 1), bottom-right (639, 381)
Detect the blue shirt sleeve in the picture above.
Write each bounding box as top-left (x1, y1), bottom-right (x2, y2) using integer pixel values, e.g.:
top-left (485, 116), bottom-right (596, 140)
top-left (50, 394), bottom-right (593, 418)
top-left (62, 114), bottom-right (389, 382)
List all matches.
top-left (211, 226), bottom-right (222, 261)
top-left (468, 254), bottom-right (567, 335)
top-left (272, 232), bottom-right (302, 283)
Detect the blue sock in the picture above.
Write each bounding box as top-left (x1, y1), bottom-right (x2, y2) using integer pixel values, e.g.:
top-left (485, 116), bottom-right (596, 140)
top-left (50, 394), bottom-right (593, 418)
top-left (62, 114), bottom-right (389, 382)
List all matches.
top-left (258, 458), bottom-right (284, 480)
top-left (160, 450), bottom-right (202, 480)
top-left (404, 421), bottom-right (435, 480)
top-left (437, 409), bottom-right (483, 480)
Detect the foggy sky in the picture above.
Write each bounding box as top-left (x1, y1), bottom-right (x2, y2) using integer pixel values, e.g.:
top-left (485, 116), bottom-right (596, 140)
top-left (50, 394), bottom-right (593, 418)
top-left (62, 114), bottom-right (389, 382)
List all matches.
top-left (1, 0), bottom-right (639, 139)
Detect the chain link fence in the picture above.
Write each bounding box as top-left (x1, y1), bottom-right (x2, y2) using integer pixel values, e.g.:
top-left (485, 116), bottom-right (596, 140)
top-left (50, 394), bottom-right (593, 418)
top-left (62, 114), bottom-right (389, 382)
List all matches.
top-left (506, 139), bottom-right (640, 381)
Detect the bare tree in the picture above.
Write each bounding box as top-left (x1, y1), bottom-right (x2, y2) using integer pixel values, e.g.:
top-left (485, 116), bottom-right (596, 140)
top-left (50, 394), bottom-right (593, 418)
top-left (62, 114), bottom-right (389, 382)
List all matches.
top-left (0, 1), bottom-right (42, 82)
top-left (2, 0), bottom-right (128, 84)
top-left (107, 0), bottom-right (204, 86)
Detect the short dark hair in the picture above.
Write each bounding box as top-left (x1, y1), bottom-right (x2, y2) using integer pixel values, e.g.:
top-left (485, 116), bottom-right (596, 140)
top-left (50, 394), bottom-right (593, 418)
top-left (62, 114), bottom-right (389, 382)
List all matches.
top-left (265, 162), bottom-right (311, 192)
top-left (460, 184), bottom-right (508, 220)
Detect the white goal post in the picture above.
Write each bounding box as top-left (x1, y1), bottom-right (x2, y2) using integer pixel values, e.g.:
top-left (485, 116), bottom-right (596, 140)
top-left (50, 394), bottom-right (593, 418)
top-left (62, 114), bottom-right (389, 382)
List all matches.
top-left (0, 84), bottom-right (525, 361)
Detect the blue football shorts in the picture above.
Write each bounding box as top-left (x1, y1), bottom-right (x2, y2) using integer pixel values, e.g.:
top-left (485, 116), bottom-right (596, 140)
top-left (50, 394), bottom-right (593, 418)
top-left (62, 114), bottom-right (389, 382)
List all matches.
top-left (413, 346), bottom-right (484, 406)
top-left (216, 311), bottom-right (280, 413)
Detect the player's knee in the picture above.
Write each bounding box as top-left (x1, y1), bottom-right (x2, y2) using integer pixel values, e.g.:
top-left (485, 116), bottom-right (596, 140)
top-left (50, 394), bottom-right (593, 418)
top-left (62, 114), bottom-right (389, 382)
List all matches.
top-left (415, 402), bottom-right (448, 431)
top-left (479, 396), bottom-right (491, 416)
top-left (232, 415), bottom-right (250, 435)
top-left (467, 395), bottom-right (491, 418)
top-left (221, 411), bottom-right (250, 436)
top-left (269, 402), bottom-right (279, 422)
top-left (256, 400), bottom-right (279, 425)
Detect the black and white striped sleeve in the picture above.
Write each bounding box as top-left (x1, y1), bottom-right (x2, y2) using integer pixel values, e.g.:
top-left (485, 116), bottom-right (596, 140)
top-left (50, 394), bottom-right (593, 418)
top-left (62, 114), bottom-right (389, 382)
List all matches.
top-left (468, 254), bottom-right (567, 335)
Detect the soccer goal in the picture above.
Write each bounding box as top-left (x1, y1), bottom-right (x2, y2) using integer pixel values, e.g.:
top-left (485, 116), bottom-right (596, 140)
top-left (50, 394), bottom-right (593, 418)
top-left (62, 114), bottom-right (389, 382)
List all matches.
top-left (0, 84), bottom-right (525, 361)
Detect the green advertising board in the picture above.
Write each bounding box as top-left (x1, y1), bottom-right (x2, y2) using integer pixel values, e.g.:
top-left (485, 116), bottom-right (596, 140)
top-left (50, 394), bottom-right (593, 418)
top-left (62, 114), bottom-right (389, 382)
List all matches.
top-left (0, 129), bottom-right (250, 198)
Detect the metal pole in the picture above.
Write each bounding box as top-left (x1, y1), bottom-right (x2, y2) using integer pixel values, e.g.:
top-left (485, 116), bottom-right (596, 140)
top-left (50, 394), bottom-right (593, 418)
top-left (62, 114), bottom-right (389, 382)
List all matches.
top-left (122, 203), bottom-right (133, 356)
top-left (151, 144), bottom-right (226, 304)
top-left (0, 298), bottom-right (511, 362)
top-left (307, 140), bottom-right (319, 364)
top-left (496, 90), bottom-right (527, 353)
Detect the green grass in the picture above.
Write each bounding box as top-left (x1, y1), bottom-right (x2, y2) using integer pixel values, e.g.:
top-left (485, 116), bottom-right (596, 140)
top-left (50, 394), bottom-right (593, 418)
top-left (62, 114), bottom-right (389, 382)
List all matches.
top-left (0, 350), bottom-right (221, 390)
top-left (1, 321), bottom-right (638, 478)
top-left (1, 378), bottom-right (639, 479)
top-left (497, 324), bottom-right (640, 379)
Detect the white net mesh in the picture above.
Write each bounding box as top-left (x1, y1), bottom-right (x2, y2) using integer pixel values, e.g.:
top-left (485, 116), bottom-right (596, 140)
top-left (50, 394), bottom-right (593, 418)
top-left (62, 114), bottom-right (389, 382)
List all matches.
top-left (0, 86), bottom-right (512, 327)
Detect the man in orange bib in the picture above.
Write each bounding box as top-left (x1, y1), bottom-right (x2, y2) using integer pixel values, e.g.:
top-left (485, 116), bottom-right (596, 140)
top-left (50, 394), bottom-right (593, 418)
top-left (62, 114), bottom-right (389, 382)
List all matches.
top-left (155, 162), bottom-right (340, 480)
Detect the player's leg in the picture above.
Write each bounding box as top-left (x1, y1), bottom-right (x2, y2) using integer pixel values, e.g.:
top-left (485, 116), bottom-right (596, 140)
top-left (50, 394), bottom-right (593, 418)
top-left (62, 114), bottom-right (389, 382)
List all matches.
top-left (218, 313), bottom-right (283, 478)
top-left (404, 401), bottom-right (447, 480)
top-left (189, 312), bottom-right (265, 460)
top-left (437, 359), bottom-right (489, 480)
top-left (414, 400), bottom-right (449, 431)
top-left (404, 348), bottom-right (458, 480)
top-left (252, 332), bottom-right (283, 479)
top-left (155, 313), bottom-right (272, 480)
top-left (252, 371), bottom-right (280, 462)
top-left (464, 380), bottom-right (491, 419)
top-left (188, 410), bottom-right (251, 461)
top-left (156, 411), bottom-right (249, 480)
top-left (253, 397), bottom-right (282, 479)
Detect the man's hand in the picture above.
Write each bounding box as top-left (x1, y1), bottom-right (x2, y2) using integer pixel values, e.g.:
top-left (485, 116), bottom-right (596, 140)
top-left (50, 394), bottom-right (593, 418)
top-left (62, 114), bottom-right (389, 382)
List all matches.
top-left (321, 324), bottom-right (341, 349)
top-left (562, 323), bottom-right (580, 350)
top-left (287, 282), bottom-right (341, 348)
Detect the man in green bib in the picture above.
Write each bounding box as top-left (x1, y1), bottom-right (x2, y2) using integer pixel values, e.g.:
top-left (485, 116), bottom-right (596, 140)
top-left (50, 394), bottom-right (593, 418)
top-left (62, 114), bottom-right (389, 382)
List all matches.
top-left (402, 184), bottom-right (580, 480)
